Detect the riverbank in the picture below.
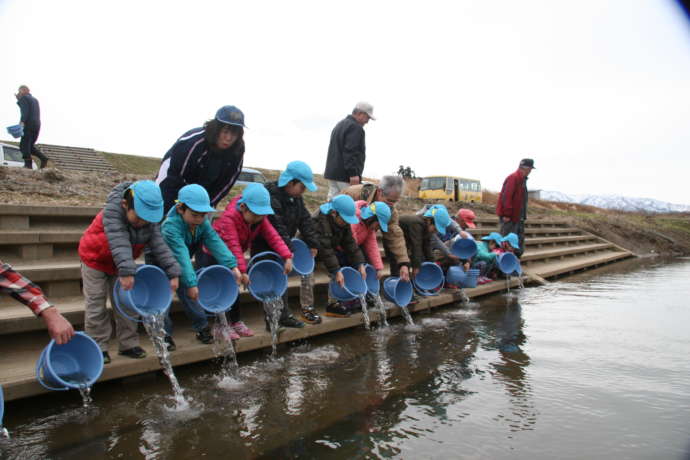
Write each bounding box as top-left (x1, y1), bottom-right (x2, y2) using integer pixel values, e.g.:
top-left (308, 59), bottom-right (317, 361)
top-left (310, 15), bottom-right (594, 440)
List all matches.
top-left (1, 154), bottom-right (688, 257)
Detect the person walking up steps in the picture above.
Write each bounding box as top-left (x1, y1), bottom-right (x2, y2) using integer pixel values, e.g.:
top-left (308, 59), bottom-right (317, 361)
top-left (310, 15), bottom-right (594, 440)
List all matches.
top-left (15, 85), bottom-right (49, 169)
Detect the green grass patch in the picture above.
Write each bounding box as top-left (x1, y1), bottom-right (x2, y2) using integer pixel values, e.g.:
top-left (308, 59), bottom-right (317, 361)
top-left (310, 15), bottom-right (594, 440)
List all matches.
top-left (101, 152), bottom-right (161, 175)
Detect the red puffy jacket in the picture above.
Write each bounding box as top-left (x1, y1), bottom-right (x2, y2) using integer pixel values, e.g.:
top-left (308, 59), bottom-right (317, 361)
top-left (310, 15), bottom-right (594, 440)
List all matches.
top-left (78, 212), bottom-right (146, 275)
top-left (212, 196), bottom-right (293, 273)
top-left (496, 169), bottom-right (527, 223)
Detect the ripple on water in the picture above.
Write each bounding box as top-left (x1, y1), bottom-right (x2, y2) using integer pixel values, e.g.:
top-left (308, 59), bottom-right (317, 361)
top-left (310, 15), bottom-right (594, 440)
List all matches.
top-left (421, 318), bottom-right (449, 328)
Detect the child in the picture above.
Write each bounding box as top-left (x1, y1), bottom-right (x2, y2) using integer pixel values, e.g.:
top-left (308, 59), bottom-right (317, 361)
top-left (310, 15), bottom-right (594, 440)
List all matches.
top-left (474, 232), bottom-right (503, 282)
top-left (251, 161), bottom-right (322, 326)
top-left (161, 184), bottom-right (241, 348)
top-left (398, 204), bottom-right (451, 276)
top-left (351, 200), bottom-right (391, 280)
top-left (1, 259), bottom-right (75, 344)
top-left (501, 233), bottom-right (520, 254)
top-left (313, 194), bottom-right (367, 317)
top-left (205, 183), bottom-right (293, 338)
top-left (79, 180), bottom-right (181, 364)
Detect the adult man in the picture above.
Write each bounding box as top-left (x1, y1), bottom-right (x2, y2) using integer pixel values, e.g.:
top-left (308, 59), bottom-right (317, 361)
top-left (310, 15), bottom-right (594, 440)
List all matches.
top-left (343, 175), bottom-right (412, 281)
top-left (324, 102), bottom-right (375, 199)
top-left (496, 158), bottom-right (535, 258)
top-left (15, 85), bottom-right (49, 169)
top-left (156, 105), bottom-right (246, 213)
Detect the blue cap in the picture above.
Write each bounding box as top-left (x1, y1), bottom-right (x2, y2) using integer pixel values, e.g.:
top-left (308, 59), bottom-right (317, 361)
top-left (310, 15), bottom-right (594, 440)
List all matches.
top-left (360, 201), bottom-right (391, 232)
top-left (481, 231), bottom-right (504, 245)
top-left (502, 233), bottom-right (520, 249)
top-left (423, 204), bottom-right (451, 236)
top-left (128, 180), bottom-right (164, 223)
top-left (238, 183), bottom-right (274, 215)
top-left (177, 184), bottom-right (216, 213)
top-left (278, 161), bottom-right (317, 192)
top-left (215, 105), bottom-right (246, 128)
top-left (319, 195), bottom-right (359, 225)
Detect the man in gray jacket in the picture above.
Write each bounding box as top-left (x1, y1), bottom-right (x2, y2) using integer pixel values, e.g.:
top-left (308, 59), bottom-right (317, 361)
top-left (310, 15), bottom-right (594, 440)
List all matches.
top-left (324, 102), bottom-right (375, 199)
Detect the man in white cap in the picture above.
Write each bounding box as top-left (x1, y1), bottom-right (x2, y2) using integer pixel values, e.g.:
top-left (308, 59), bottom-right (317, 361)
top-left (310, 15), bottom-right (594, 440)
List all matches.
top-left (324, 102), bottom-right (375, 200)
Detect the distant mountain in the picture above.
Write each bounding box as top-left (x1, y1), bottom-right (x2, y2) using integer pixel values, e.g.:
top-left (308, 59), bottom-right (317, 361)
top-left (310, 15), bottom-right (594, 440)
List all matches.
top-left (536, 191), bottom-right (690, 213)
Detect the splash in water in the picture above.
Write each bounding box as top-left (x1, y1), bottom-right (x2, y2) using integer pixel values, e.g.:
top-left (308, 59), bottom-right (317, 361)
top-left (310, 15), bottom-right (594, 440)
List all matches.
top-left (77, 383), bottom-right (92, 410)
top-left (1, 427), bottom-right (8, 439)
top-left (212, 313), bottom-right (239, 378)
top-left (143, 314), bottom-right (188, 410)
top-left (59, 372), bottom-right (93, 410)
top-left (262, 296), bottom-right (284, 357)
top-left (459, 288), bottom-right (470, 304)
top-left (358, 295), bottom-right (371, 330)
top-left (371, 294), bottom-right (389, 328)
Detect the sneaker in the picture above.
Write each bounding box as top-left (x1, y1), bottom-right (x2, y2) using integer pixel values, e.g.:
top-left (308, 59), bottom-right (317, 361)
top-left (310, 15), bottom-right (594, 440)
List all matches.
top-left (325, 302), bottom-right (351, 318)
top-left (280, 315), bottom-right (305, 328)
top-left (232, 321), bottom-right (255, 337)
top-left (102, 351), bottom-right (111, 364)
top-left (119, 346), bottom-right (147, 359)
top-left (196, 327), bottom-right (213, 344)
top-left (301, 306), bottom-right (322, 324)
top-left (164, 336), bottom-right (176, 352)
top-left (38, 156), bottom-right (50, 169)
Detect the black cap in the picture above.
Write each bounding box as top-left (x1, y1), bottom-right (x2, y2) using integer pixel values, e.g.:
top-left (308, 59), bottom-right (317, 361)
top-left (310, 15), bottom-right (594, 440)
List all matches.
top-left (519, 158), bottom-right (535, 169)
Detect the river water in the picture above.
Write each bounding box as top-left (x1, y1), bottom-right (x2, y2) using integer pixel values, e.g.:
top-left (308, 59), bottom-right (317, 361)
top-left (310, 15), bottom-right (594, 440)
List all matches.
top-left (1, 258), bottom-right (689, 459)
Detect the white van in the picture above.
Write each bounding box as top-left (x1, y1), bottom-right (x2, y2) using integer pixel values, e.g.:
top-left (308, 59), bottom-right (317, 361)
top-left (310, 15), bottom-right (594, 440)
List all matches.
top-left (0, 143), bottom-right (36, 170)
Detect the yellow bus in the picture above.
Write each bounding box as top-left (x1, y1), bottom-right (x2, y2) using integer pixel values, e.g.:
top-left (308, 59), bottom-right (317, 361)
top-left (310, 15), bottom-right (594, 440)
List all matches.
top-left (418, 176), bottom-right (482, 203)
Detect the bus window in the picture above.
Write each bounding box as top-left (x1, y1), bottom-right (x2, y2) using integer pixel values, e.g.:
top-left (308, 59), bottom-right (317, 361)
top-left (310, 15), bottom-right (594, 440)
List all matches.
top-left (420, 177), bottom-right (446, 190)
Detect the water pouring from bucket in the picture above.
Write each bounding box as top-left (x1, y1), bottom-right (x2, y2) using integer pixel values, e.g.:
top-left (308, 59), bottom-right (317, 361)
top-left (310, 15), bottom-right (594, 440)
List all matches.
top-left (248, 252), bottom-right (289, 356)
top-left (0, 385), bottom-right (7, 438)
top-left (364, 264), bottom-right (388, 328)
top-left (35, 332), bottom-right (103, 408)
top-left (413, 262), bottom-right (444, 296)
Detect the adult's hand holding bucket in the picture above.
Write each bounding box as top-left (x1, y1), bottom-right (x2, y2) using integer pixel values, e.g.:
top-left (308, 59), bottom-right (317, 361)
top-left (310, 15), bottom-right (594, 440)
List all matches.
top-left (196, 265), bottom-right (239, 313)
top-left (383, 277), bottom-right (413, 307)
top-left (451, 238), bottom-right (478, 259)
top-left (497, 253), bottom-right (520, 275)
top-left (289, 238), bottom-right (315, 276)
top-left (113, 265), bottom-right (173, 322)
top-left (36, 332), bottom-right (104, 391)
top-left (413, 262), bottom-right (444, 296)
top-left (329, 267), bottom-right (367, 301)
top-left (247, 251), bottom-right (288, 301)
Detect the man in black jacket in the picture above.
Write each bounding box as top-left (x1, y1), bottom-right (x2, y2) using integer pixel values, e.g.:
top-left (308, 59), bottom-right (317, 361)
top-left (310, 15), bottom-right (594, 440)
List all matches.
top-left (15, 85), bottom-right (49, 169)
top-left (252, 161), bottom-right (322, 326)
top-left (324, 102), bottom-right (375, 199)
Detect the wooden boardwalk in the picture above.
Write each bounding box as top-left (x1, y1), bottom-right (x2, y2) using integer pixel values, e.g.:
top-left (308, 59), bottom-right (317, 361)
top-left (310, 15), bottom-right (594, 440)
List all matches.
top-left (0, 205), bottom-right (634, 401)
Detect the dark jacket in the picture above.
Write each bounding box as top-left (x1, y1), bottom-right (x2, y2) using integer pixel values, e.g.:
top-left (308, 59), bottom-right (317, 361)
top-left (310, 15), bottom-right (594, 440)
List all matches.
top-left (398, 214), bottom-right (434, 269)
top-left (496, 169), bottom-right (528, 223)
top-left (17, 94), bottom-right (41, 129)
top-left (312, 211), bottom-right (364, 275)
top-left (155, 127), bottom-right (245, 213)
top-left (253, 181), bottom-right (320, 253)
top-left (324, 115), bottom-right (365, 182)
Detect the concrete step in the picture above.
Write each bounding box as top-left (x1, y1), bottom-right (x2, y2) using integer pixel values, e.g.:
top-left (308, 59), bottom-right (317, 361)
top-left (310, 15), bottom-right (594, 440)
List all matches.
top-left (0, 205), bottom-right (99, 231)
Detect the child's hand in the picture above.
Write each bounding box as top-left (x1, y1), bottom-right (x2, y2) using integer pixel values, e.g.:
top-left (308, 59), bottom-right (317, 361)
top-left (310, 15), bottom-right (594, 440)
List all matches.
top-left (169, 277), bottom-right (179, 292)
top-left (399, 265), bottom-right (410, 282)
top-left (187, 286), bottom-right (199, 301)
top-left (359, 265), bottom-right (367, 279)
top-left (284, 258), bottom-right (293, 275)
top-left (232, 267), bottom-right (242, 285)
top-left (241, 273), bottom-right (250, 288)
top-left (119, 275), bottom-right (135, 290)
top-left (310, 248), bottom-right (318, 258)
top-left (463, 261), bottom-right (470, 271)
top-left (335, 270), bottom-right (345, 288)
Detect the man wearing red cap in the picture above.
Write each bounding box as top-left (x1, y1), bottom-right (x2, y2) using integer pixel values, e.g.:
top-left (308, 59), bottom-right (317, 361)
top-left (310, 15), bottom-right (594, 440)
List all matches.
top-left (496, 158), bottom-right (535, 257)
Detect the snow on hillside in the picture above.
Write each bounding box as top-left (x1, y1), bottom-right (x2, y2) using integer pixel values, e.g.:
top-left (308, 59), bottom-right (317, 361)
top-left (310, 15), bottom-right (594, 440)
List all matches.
top-left (537, 191), bottom-right (690, 213)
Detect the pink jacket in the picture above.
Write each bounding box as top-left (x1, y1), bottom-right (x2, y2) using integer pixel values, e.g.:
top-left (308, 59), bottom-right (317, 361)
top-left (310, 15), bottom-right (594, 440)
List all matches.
top-left (212, 196), bottom-right (292, 273)
top-left (350, 200), bottom-right (384, 270)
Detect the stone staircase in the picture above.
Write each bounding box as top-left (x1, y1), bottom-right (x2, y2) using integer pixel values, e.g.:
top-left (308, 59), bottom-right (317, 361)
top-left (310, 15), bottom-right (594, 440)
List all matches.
top-left (0, 204), bottom-right (634, 401)
top-left (1, 140), bottom-right (117, 174)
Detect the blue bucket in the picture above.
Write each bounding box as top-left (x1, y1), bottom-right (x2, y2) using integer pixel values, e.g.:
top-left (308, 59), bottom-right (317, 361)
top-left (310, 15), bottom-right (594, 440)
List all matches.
top-left (113, 264), bottom-right (172, 322)
top-left (383, 277), bottom-right (413, 307)
top-left (290, 238), bottom-right (315, 276)
top-left (248, 251), bottom-right (288, 301)
top-left (460, 269), bottom-right (480, 288)
top-left (413, 262), bottom-right (444, 296)
top-left (196, 265), bottom-right (239, 313)
top-left (6, 124), bottom-right (23, 139)
top-left (451, 238), bottom-right (478, 259)
top-left (35, 332), bottom-right (104, 391)
top-left (497, 253), bottom-right (520, 275)
top-left (446, 265), bottom-right (467, 285)
top-left (329, 267), bottom-right (367, 301)
top-left (0, 385), bottom-right (4, 427)
top-left (364, 264), bottom-right (380, 295)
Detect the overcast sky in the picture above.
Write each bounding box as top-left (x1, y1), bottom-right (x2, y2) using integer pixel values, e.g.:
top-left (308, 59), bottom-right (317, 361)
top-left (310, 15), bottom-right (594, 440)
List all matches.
top-left (2, 0), bottom-right (690, 204)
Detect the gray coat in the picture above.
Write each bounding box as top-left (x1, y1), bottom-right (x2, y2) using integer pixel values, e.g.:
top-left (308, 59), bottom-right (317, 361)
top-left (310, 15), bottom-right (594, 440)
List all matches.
top-left (103, 182), bottom-right (181, 278)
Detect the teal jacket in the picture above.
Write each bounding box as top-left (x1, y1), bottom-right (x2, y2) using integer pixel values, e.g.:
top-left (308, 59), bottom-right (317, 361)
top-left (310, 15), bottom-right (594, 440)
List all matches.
top-left (161, 209), bottom-right (237, 288)
top-left (474, 241), bottom-right (497, 264)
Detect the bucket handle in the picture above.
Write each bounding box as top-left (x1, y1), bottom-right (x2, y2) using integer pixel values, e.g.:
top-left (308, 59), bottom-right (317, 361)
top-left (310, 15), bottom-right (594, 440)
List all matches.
top-left (248, 251), bottom-right (284, 269)
top-left (112, 279), bottom-right (143, 323)
top-left (35, 347), bottom-right (69, 391)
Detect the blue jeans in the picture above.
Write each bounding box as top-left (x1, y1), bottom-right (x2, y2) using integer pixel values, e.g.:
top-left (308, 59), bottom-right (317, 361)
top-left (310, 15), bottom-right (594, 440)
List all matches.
top-left (164, 285), bottom-right (209, 335)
